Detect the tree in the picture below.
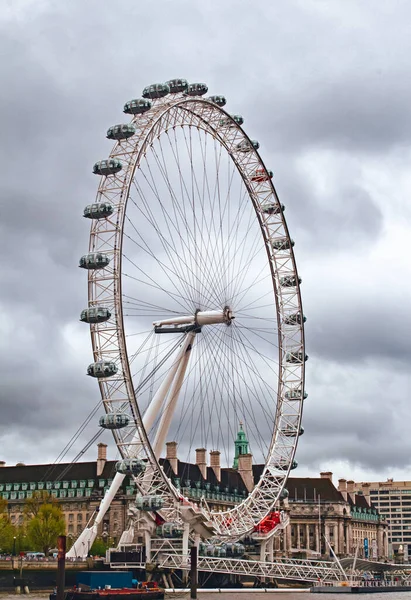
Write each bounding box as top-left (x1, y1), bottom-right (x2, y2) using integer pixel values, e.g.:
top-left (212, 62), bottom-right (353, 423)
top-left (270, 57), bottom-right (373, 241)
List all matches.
top-left (24, 491), bottom-right (57, 518)
top-left (89, 538), bottom-right (107, 557)
top-left (26, 503), bottom-right (65, 556)
top-left (0, 498), bottom-right (16, 553)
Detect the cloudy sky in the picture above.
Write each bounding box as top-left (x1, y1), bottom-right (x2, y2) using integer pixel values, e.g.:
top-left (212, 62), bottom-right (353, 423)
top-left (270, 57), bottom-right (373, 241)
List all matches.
top-left (1, 0), bottom-right (410, 485)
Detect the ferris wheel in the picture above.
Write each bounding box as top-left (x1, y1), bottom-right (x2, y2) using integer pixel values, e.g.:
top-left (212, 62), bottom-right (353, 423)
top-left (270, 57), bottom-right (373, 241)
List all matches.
top-left (70, 79), bottom-right (306, 557)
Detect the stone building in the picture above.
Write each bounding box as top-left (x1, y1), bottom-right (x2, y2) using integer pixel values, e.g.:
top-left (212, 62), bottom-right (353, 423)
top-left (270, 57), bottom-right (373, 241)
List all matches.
top-left (0, 436), bottom-right (388, 559)
top-left (342, 478), bottom-right (411, 560)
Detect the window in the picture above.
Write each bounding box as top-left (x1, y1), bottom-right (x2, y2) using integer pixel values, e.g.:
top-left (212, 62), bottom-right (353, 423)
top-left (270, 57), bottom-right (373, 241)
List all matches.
top-left (21, 483), bottom-right (28, 491)
top-left (62, 481), bottom-right (69, 489)
top-left (68, 513), bottom-right (74, 522)
top-left (68, 524), bottom-right (74, 533)
top-left (77, 514), bottom-right (83, 521)
top-left (79, 480), bottom-right (86, 488)
top-left (18, 492), bottom-right (25, 499)
top-left (76, 490), bottom-right (83, 497)
top-left (13, 484), bottom-right (20, 491)
top-left (85, 489), bottom-right (91, 497)
top-left (26, 491), bottom-right (32, 499)
top-left (68, 490), bottom-right (75, 498)
top-left (71, 481), bottom-right (78, 489)
top-left (60, 490), bottom-right (67, 498)
top-left (29, 482), bottom-right (36, 490)
top-left (87, 480), bottom-right (94, 488)
top-left (99, 480), bottom-right (105, 488)
top-left (46, 482), bottom-right (52, 490)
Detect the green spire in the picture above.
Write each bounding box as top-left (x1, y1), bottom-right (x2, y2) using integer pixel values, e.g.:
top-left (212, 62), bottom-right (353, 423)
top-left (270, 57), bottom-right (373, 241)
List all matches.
top-left (233, 422), bottom-right (249, 469)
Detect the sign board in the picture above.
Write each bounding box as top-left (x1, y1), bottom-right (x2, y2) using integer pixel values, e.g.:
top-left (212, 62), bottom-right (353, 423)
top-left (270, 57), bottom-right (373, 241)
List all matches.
top-left (371, 539), bottom-right (378, 559)
top-left (364, 537), bottom-right (369, 558)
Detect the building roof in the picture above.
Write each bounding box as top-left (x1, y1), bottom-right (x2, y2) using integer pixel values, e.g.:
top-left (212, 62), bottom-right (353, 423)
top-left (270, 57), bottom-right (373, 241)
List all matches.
top-left (286, 477), bottom-right (346, 503)
top-left (0, 460), bottom-right (126, 489)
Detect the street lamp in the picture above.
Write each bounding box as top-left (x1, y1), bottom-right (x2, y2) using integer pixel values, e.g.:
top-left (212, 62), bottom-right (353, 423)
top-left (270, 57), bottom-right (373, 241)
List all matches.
top-left (12, 536), bottom-right (16, 556)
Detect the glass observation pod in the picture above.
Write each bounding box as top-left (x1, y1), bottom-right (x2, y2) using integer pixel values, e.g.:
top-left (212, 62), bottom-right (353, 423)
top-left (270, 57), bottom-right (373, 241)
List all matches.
top-left (286, 351), bottom-right (309, 364)
top-left (276, 460), bottom-right (298, 471)
top-left (79, 253), bottom-right (110, 270)
top-left (207, 95), bottom-right (227, 107)
top-left (106, 123), bottom-right (136, 140)
top-left (280, 275), bottom-right (302, 288)
top-left (280, 488), bottom-right (289, 499)
top-left (219, 114), bottom-right (244, 127)
top-left (271, 238), bottom-right (295, 251)
top-left (251, 168), bottom-right (273, 182)
top-left (87, 361), bottom-right (118, 378)
top-left (261, 202), bottom-right (285, 215)
top-left (83, 202), bottom-right (114, 220)
top-left (223, 543), bottom-right (245, 557)
top-left (99, 413), bottom-right (130, 430)
top-left (236, 139), bottom-right (260, 153)
top-left (142, 83), bottom-right (170, 99)
top-left (80, 307), bottom-right (111, 324)
top-left (115, 458), bottom-right (146, 476)
top-left (135, 495), bottom-right (164, 511)
top-left (281, 425), bottom-right (305, 437)
top-left (283, 312), bottom-right (306, 326)
top-left (165, 78), bottom-right (188, 93)
top-left (93, 159), bottom-right (122, 176)
top-left (285, 388), bottom-right (308, 400)
top-left (186, 82), bottom-right (208, 96)
top-left (123, 98), bottom-right (152, 115)
top-left (156, 523), bottom-right (183, 538)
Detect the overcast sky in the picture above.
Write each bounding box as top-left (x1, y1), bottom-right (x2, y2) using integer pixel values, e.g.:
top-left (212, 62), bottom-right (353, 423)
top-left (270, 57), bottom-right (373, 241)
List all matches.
top-left (0, 0), bottom-right (410, 486)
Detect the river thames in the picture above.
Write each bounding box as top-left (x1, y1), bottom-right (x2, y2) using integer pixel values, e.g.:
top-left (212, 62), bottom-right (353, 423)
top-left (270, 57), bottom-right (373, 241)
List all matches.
top-left (2, 593), bottom-right (411, 600)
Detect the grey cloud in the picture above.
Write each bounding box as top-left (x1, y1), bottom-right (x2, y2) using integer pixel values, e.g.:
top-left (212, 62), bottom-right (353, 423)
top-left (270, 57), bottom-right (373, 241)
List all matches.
top-left (0, 0), bottom-right (410, 483)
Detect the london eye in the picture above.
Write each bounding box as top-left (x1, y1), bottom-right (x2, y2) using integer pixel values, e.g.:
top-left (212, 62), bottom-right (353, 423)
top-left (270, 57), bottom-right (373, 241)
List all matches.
top-left (69, 79), bottom-right (306, 558)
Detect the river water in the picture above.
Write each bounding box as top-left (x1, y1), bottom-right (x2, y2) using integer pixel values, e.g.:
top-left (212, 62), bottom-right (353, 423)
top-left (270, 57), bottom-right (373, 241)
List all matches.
top-left (2, 592), bottom-right (411, 599)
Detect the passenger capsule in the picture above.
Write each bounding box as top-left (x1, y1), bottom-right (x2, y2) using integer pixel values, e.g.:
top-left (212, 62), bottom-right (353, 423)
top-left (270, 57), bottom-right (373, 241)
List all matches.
top-left (271, 238), bottom-right (295, 251)
top-left (280, 488), bottom-right (289, 499)
top-left (155, 523), bottom-right (183, 538)
top-left (166, 78), bottom-right (188, 93)
top-left (285, 388), bottom-right (308, 400)
top-left (251, 169), bottom-right (273, 183)
top-left (80, 307), bottom-right (111, 324)
top-left (115, 458), bottom-right (146, 476)
top-left (135, 495), bottom-right (164, 511)
top-left (79, 253), bottom-right (110, 270)
top-left (281, 425), bottom-right (305, 437)
top-left (83, 202), bottom-right (114, 220)
top-left (93, 159), bottom-right (122, 176)
top-left (207, 95), bottom-right (227, 107)
top-left (123, 98), bottom-right (152, 115)
top-left (283, 312), bottom-right (306, 326)
top-left (99, 413), bottom-right (130, 430)
top-left (87, 361), bottom-right (118, 378)
top-left (236, 139), bottom-right (260, 153)
top-left (262, 202), bottom-right (285, 215)
top-left (286, 351), bottom-right (309, 364)
top-left (280, 275), bottom-right (302, 288)
top-left (106, 124), bottom-right (136, 140)
top-left (142, 83), bottom-right (170, 99)
top-left (276, 460), bottom-right (298, 471)
top-left (219, 114), bottom-right (244, 127)
top-left (186, 83), bottom-right (208, 96)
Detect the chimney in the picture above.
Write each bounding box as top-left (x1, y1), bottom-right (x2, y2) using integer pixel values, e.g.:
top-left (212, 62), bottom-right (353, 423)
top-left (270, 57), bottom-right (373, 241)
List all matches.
top-left (338, 478), bottom-right (348, 501)
top-left (346, 480), bottom-right (355, 502)
top-left (238, 453), bottom-right (253, 492)
top-left (196, 448), bottom-right (207, 479)
top-left (97, 443), bottom-right (107, 477)
top-left (0, 461), bottom-right (5, 468)
top-left (320, 471), bottom-right (333, 482)
top-left (166, 441), bottom-right (178, 474)
top-left (209, 450), bottom-right (221, 482)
